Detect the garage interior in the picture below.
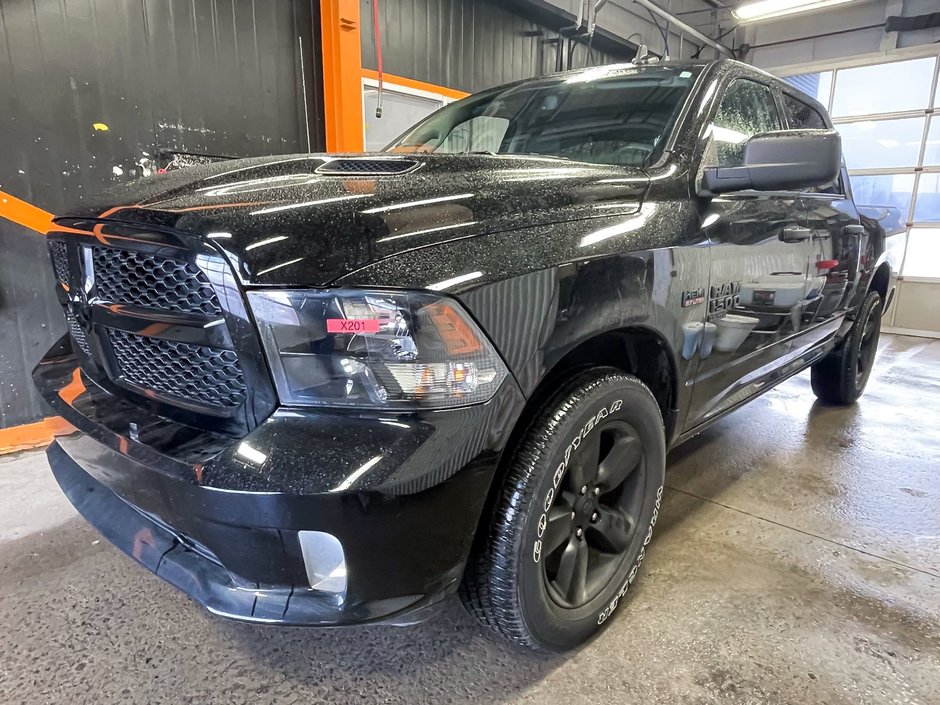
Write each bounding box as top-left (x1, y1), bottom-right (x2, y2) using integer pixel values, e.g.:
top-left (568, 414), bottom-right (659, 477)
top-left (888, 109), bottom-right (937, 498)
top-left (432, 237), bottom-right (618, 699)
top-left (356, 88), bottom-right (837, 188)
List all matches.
top-left (1, 0), bottom-right (938, 703)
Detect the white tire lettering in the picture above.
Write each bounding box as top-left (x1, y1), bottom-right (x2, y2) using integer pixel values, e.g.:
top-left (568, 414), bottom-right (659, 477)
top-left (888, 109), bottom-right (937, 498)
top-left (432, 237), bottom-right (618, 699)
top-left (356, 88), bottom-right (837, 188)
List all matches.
top-left (531, 399), bottom-right (624, 569)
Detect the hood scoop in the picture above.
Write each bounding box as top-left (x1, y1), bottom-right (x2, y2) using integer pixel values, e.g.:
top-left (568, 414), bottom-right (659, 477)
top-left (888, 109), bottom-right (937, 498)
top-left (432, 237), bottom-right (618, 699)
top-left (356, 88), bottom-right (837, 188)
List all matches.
top-left (315, 157), bottom-right (421, 176)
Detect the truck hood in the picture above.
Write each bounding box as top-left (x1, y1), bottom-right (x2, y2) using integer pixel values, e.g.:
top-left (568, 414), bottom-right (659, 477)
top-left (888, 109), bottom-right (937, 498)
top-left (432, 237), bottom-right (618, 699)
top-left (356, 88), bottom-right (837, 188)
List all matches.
top-left (56, 153), bottom-right (649, 286)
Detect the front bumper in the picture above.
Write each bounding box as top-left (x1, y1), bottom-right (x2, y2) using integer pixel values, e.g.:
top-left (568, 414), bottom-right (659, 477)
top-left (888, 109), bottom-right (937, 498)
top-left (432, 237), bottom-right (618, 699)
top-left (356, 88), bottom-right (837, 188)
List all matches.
top-left (36, 344), bottom-right (525, 625)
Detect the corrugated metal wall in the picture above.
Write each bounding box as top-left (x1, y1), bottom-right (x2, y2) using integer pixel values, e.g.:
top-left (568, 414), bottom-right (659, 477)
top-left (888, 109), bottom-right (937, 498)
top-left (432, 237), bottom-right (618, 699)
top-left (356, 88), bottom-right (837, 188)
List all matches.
top-left (0, 0), bottom-right (325, 429)
top-left (360, 0), bottom-right (632, 94)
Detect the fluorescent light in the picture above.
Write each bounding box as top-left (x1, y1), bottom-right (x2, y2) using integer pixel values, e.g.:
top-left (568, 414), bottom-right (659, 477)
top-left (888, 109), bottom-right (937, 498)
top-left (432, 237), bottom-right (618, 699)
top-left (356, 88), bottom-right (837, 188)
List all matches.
top-left (331, 455), bottom-right (383, 492)
top-left (361, 193), bottom-right (474, 214)
top-left (256, 257), bottom-right (303, 276)
top-left (245, 235), bottom-right (289, 251)
top-left (427, 271), bottom-right (483, 291)
top-left (236, 442), bottom-right (267, 465)
top-left (707, 124), bottom-right (748, 145)
top-left (249, 194), bottom-right (371, 215)
top-left (376, 221), bottom-right (477, 244)
top-left (579, 203), bottom-right (655, 248)
top-left (733, 0), bottom-right (858, 23)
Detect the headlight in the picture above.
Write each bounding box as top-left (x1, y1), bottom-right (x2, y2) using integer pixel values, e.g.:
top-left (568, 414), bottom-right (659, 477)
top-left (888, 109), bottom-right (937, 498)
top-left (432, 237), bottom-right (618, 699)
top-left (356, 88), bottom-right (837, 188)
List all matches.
top-left (247, 289), bottom-right (508, 409)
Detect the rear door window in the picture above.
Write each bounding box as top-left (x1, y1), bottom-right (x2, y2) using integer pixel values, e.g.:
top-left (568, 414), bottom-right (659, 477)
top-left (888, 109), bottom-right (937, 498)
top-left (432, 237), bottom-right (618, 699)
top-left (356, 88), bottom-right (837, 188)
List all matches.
top-left (783, 94), bottom-right (828, 129)
top-left (783, 94), bottom-right (843, 194)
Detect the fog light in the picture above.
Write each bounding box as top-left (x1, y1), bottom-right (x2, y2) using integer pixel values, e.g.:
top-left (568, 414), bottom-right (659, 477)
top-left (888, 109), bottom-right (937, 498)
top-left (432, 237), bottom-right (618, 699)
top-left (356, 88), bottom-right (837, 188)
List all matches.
top-left (298, 531), bottom-right (347, 595)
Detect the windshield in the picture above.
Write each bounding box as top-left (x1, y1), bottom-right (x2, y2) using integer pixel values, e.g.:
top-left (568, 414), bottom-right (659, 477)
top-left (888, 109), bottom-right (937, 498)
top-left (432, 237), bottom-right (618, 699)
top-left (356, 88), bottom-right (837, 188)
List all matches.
top-left (386, 65), bottom-right (700, 168)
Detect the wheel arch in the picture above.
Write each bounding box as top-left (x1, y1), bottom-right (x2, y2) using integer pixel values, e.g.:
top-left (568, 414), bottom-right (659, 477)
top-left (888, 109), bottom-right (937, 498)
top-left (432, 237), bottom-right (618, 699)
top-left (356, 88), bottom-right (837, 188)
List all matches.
top-left (539, 326), bottom-right (679, 440)
top-left (868, 261), bottom-right (893, 312)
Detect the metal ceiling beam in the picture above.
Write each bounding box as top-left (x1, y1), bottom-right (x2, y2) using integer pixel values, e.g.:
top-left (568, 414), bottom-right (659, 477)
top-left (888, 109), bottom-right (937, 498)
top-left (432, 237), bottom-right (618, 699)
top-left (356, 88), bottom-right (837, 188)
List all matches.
top-left (629, 0), bottom-right (736, 57)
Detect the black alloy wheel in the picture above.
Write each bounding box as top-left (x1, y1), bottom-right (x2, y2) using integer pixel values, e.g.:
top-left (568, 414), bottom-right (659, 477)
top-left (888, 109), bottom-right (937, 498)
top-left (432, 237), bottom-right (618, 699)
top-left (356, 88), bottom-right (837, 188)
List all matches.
top-left (540, 420), bottom-right (646, 609)
top-left (811, 289), bottom-right (883, 405)
top-left (855, 301), bottom-right (880, 388)
top-left (461, 368), bottom-right (666, 651)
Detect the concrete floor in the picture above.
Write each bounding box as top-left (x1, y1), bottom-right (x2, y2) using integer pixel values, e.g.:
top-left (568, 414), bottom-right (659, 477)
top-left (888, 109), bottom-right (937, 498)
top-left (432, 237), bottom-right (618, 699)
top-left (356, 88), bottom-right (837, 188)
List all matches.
top-left (1, 334), bottom-right (938, 705)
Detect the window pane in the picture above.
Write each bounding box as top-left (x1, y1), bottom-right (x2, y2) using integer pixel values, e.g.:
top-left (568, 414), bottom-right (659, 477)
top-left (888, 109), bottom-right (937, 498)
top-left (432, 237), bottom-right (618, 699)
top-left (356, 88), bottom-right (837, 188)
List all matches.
top-left (849, 173), bottom-right (914, 224)
top-left (913, 173), bottom-right (940, 223)
top-left (831, 57), bottom-right (937, 117)
top-left (837, 117), bottom-right (926, 170)
top-left (901, 228), bottom-right (940, 278)
top-left (783, 95), bottom-right (827, 129)
top-left (782, 72), bottom-right (832, 107)
top-left (440, 116), bottom-right (509, 152)
top-left (885, 231), bottom-right (907, 273)
top-left (364, 88), bottom-right (443, 151)
top-left (923, 117), bottom-right (940, 167)
top-left (708, 79), bottom-right (781, 167)
top-left (389, 66), bottom-right (700, 167)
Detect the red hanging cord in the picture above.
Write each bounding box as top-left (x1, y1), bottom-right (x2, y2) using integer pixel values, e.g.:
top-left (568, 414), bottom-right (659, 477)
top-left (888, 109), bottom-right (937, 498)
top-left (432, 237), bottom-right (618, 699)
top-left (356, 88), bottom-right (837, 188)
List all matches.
top-left (372, 0), bottom-right (384, 119)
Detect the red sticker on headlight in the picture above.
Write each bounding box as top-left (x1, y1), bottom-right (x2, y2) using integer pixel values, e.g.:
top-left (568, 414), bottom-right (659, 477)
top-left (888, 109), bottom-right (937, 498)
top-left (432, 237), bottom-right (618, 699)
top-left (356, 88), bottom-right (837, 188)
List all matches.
top-left (327, 318), bottom-right (381, 334)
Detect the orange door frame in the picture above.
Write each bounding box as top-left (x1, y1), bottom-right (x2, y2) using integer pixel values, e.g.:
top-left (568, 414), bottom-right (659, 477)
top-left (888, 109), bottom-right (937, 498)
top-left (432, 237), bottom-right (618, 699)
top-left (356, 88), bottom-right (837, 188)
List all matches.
top-left (320, 0), bottom-right (365, 152)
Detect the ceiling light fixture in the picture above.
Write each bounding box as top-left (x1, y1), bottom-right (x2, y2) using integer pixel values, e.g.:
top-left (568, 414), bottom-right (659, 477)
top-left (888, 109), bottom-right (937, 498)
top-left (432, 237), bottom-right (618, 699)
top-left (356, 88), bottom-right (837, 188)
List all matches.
top-left (733, 0), bottom-right (859, 23)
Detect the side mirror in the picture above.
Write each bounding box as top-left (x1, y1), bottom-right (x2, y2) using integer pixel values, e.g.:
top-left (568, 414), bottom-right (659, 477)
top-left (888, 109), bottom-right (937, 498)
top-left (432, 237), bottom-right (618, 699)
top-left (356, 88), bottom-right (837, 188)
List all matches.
top-left (701, 129), bottom-right (842, 195)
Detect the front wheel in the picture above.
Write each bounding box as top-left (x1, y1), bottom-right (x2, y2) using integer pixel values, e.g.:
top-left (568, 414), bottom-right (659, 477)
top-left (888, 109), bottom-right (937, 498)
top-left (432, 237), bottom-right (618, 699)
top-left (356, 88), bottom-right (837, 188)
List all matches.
top-left (811, 290), bottom-right (883, 405)
top-left (461, 369), bottom-right (666, 651)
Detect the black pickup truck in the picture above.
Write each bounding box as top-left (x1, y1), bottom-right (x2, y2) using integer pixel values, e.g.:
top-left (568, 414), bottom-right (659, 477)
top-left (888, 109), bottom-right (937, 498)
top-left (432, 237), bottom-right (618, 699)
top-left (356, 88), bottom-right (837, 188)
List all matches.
top-left (36, 59), bottom-right (893, 651)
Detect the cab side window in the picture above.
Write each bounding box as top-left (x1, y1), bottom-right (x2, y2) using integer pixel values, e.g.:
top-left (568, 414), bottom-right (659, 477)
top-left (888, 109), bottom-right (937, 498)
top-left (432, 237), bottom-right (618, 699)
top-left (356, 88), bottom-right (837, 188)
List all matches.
top-left (783, 94), bottom-right (827, 129)
top-left (707, 79), bottom-right (782, 167)
top-left (783, 94), bottom-right (843, 194)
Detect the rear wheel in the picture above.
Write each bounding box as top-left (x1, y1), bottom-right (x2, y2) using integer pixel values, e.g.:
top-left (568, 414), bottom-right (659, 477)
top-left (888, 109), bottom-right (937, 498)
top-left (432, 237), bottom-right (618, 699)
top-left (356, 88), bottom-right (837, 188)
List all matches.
top-left (461, 368), bottom-right (666, 651)
top-left (811, 290), bottom-right (882, 405)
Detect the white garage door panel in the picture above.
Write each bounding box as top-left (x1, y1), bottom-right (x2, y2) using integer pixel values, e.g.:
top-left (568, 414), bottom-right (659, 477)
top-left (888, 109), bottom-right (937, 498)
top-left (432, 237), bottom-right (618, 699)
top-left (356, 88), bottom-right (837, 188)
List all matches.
top-left (892, 281), bottom-right (940, 333)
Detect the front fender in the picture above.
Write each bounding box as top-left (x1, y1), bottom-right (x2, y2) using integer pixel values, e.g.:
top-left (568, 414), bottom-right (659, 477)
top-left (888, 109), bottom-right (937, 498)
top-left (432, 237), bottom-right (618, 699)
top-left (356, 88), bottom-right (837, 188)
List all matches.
top-left (336, 204), bottom-right (709, 429)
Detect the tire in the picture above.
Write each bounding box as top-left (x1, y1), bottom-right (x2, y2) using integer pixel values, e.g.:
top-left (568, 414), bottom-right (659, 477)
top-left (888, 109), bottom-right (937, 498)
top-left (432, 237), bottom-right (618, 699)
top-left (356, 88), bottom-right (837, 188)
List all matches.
top-left (461, 368), bottom-right (666, 651)
top-left (810, 290), bottom-right (883, 405)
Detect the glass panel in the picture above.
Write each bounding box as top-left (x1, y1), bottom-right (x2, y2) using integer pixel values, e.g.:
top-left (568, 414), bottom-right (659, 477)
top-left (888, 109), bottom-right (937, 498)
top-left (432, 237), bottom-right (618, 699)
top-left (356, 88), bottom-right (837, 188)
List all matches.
top-left (389, 66), bottom-right (700, 167)
top-left (707, 79), bottom-right (782, 167)
top-left (913, 172), bottom-right (940, 223)
top-left (884, 231), bottom-right (907, 273)
top-left (900, 228), bottom-right (940, 278)
top-left (831, 57), bottom-right (937, 117)
top-left (837, 117), bottom-right (926, 170)
top-left (364, 88), bottom-right (444, 151)
top-left (782, 72), bottom-right (832, 107)
top-left (923, 117), bottom-right (940, 167)
top-left (783, 95), bottom-right (827, 129)
top-left (849, 173), bottom-right (914, 226)
top-left (439, 116), bottom-right (509, 153)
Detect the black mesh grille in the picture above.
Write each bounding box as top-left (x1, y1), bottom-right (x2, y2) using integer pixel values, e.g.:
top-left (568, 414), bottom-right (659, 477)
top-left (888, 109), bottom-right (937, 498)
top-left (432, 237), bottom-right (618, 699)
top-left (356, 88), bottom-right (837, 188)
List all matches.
top-left (65, 312), bottom-right (91, 355)
top-left (316, 158), bottom-right (419, 175)
top-left (93, 247), bottom-right (223, 316)
top-left (109, 329), bottom-right (247, 408)
top-left (50, 242), bottom-right (70, 284)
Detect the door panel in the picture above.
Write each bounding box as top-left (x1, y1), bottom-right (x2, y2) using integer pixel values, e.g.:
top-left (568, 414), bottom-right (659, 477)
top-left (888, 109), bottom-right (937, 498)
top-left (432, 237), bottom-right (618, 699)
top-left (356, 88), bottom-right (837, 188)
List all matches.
top-left (687, 194), bottom-right (814, 425)
top-left (802, 191), bottom-right (863, 328)
top-left (781, 92), bottom-right (859, 338)
top-left (684, 77), bottom-right (817, 428)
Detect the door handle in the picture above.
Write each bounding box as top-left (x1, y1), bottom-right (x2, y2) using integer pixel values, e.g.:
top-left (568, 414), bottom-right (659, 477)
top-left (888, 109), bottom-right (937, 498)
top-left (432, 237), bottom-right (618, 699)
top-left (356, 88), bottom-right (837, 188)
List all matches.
top-left (780, 226), bottom-right (812, 243)
top-left (844, 224), bottom-right (865, 236)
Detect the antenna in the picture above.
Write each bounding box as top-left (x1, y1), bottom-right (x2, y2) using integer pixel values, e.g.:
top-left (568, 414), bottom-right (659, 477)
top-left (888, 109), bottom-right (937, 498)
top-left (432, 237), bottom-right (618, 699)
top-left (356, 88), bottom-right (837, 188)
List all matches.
top-left (633, 43), bottom-right (661, 66)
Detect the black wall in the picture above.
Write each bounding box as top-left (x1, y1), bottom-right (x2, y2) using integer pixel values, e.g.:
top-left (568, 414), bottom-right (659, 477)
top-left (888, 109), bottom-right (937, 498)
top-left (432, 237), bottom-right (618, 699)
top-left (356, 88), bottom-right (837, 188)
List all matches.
top-left (360, 0), bottom-right (632, 94)
top-left (0, 0), bottom-right (325, 428)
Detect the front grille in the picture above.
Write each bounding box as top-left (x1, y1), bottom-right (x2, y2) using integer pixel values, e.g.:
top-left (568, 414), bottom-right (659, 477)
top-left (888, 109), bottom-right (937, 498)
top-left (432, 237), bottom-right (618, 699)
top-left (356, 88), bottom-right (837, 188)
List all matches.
top-left (46, 234), bottom-right (268, 427)
top-left (93, 247), bottom-right (223, 316)
top-left (109, 329), bottom-right (247, 409)
top-left (315, 158), bottom-right (420, 175)
top-left (65, 312), bottom-right (91, 355)
top-left (50, 241), bottom-right (70, 284)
